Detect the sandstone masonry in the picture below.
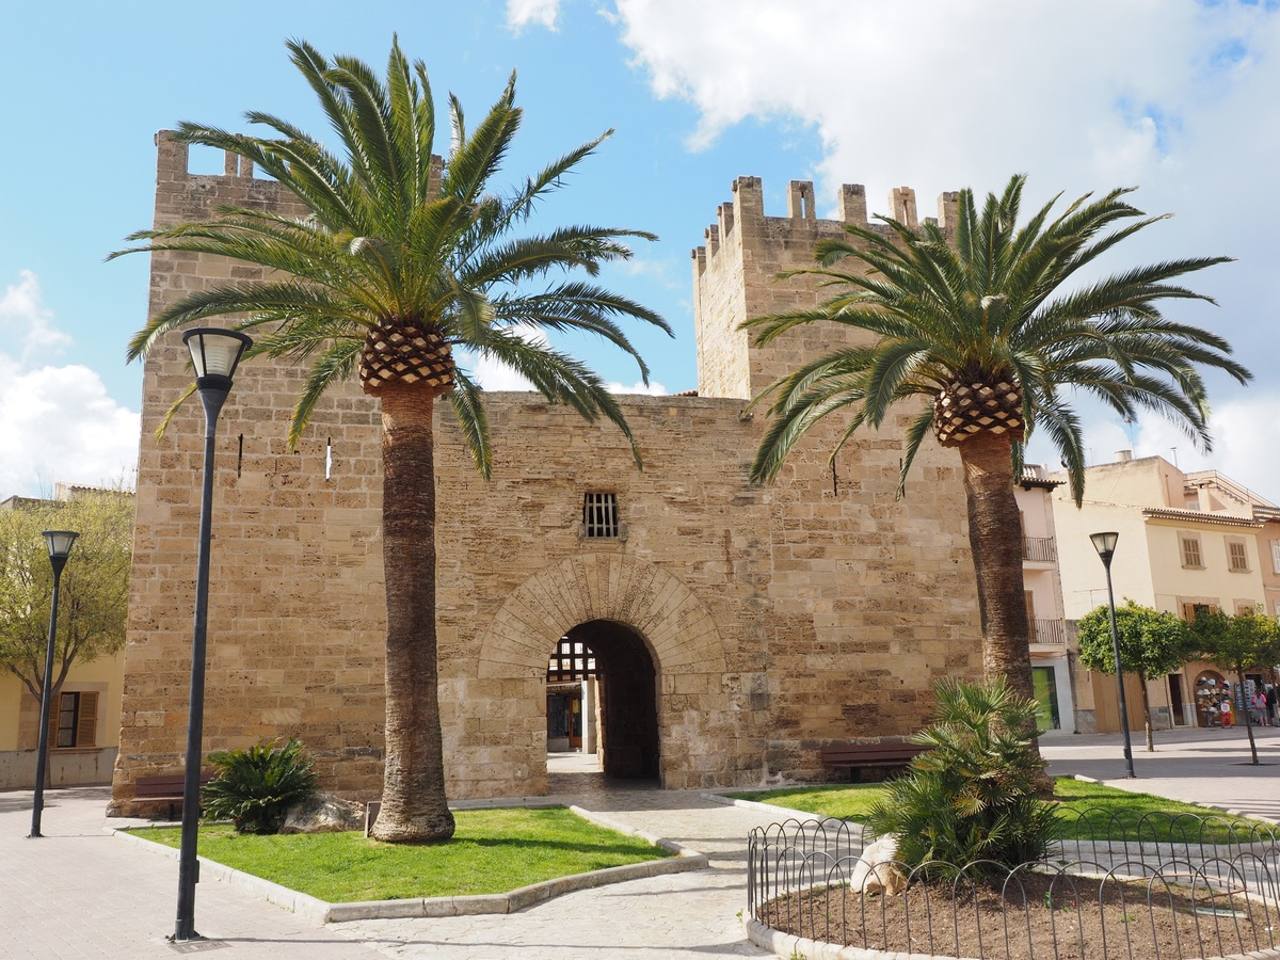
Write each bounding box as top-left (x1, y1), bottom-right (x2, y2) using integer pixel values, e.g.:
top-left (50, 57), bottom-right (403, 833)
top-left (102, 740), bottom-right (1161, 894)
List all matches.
top-left (111, 133), bottom-right (982, 811)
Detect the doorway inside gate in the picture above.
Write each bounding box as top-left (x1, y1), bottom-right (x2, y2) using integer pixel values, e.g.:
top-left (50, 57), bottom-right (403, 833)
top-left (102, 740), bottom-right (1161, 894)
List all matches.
top-left (545, 619), bottom-right (660, 785)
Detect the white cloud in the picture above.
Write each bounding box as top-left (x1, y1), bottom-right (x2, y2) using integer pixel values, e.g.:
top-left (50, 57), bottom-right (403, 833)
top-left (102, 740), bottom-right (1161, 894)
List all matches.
top-left (0, 271), bottom-right (139, 497)
top-left (463, 324), bottom-right (548, 391)
top-left (1025, 393), bottom-right (1280, 502)
top-left (606, 379), bottom-right (667, 395)
top-left (507, 0), bottom-right (561, 33)
top-left (619, 256), bottom-right (683, 291)
top-left (0, 269), bottom-right (70, 362)
top-left (606, 0), bottom-right (1280, 496)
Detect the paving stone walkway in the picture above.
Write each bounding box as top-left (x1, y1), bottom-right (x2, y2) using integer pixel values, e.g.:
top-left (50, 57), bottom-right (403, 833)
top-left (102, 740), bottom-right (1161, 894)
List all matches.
top-left (0, 776), bottom-right (775, 960)
top-left (0, 786), bottom-right (386, 960)
top-left (10, 729), bottom-right (1272, 959)
top-left (1042, 724), bottom-right (1280, 821)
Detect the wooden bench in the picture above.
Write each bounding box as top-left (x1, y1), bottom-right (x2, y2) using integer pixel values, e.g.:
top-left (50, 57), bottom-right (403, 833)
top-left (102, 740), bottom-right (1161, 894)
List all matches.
top-left (819, 742), bottom-right (928, 782)
top-left (130, 772), bottom-right (214, 820)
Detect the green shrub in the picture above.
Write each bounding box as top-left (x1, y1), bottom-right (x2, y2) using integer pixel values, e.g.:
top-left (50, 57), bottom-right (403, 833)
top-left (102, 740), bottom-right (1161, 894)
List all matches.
top-left (202, 738), bottom-right (318, 834)
top-left (865, 678), bottom-right (1057, 877)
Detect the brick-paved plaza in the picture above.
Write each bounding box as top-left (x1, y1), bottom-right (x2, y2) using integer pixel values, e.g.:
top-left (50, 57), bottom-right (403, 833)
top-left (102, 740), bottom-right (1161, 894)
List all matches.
top-left (3, 731), bottom-right (1279, 959)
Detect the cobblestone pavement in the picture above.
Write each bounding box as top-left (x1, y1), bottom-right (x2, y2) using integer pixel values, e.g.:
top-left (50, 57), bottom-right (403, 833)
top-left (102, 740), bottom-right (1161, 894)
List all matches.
top-left (335, 776), bottom-right (773, 960)
top-left (1042, 724), bottom-right (1280, 821)
top-left (0, 773), bottom-right (775, 960)
top-left (0, 786), bottom-right (386, 960)
top-left (15, 731), bottom-right (1274, 960)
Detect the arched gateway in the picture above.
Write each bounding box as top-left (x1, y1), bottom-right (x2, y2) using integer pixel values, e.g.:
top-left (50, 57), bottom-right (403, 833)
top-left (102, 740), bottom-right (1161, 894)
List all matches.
top-left (466, 554), bottom-right (729, 794)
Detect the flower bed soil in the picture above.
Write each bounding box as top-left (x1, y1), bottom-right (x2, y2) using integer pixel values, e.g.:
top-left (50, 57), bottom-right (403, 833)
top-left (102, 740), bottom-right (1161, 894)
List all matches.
top-left (760, 873), bottom-right (1280, 960)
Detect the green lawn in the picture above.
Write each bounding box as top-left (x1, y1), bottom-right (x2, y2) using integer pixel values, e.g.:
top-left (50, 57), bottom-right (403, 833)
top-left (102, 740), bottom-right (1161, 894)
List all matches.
top-left (125, 806), bottom-right (670, 902)
top-left (729, 777), bottom-right (1267, 843)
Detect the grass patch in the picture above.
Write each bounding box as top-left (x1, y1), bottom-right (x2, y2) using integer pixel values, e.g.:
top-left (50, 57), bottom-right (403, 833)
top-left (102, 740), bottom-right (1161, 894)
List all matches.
top-left (124, 806), bottom-right (669, 902)
top-left (729, 777), bottom-right (1264, 843)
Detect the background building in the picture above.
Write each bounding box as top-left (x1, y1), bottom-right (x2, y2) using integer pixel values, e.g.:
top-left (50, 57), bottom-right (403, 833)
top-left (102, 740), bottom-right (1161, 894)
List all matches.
top-left (1016, 467), bottom-right (1076, 735)
top-left (1053, 453), bottom-right (1272, 731)
top-left (0, 485), bottom-right (130, 790)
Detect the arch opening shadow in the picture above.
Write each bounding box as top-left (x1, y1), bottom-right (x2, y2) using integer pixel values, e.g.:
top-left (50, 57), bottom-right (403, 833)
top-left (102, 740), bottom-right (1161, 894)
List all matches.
top-left (546, 619), bottom-right (660, 782)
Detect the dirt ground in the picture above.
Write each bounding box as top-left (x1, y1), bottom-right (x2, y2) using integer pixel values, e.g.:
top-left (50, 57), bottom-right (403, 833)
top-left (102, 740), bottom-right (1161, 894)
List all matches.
top-left (759, 873), bottom-right (1280, 959)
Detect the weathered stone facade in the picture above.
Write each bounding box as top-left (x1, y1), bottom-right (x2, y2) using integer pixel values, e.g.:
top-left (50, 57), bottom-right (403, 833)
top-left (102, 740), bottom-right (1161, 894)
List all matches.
top-left (111, 133), bottom-right (982, 811)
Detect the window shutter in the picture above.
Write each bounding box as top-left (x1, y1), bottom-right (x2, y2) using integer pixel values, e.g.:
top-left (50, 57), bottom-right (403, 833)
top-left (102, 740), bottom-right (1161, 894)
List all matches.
top-left (1181, 537), bottom-right (1202, 568)
top-left (76, 691), bottom-right (98, 748)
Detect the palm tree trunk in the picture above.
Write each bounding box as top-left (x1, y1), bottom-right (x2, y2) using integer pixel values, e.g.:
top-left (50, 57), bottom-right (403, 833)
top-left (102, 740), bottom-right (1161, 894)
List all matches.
top-left (370, 384), bottom-right (455, 843)
top-left (957, 432), bottom-right (1033, 703)
top-left (1138, 673), bottom-right (1154, 752)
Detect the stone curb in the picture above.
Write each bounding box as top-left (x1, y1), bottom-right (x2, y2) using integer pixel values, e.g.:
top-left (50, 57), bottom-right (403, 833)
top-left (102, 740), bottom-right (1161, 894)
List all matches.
top-left (744, 913), bottom-right (1280, 960)
top-left (113, 807), bottom-right (708, 924)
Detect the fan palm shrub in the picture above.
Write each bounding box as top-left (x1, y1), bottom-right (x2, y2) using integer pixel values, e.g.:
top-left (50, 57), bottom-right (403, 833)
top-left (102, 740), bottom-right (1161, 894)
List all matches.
top-left (202, 738), bottom-right (318, 835)
top-left (744, 177), bottom-right (1247, 704)
top-left (115, 39), bottom-right (669, 842)
top-left (866, 678), bottom-right (1057, 876)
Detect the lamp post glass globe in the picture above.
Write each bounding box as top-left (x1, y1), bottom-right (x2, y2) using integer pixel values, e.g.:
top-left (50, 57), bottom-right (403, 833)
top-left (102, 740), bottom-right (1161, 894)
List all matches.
top-left (1090, 531), bottom-right (1119, 564)
top-left (182, 327), bottom-right (252, 384)
top-left (42, 530), bottom-right (78, 562)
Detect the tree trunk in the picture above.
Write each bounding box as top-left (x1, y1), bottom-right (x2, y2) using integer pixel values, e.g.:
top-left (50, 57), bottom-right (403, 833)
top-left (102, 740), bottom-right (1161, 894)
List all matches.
top-left (370, 384), bottom-right (456, 843)
top-left (1138, 672), bottom-right (1154, 752)
top-left (1238, 668), bottom-right (1260, 766)
top-left (957, 432), bottom-right (1050, 791)
top-left (957, 432), bottom-right (1033, 703)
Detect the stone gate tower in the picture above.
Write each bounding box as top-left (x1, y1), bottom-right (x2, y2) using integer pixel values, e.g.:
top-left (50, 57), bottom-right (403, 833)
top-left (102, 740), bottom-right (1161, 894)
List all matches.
top-left (111, 133), bottom-right (981, 812)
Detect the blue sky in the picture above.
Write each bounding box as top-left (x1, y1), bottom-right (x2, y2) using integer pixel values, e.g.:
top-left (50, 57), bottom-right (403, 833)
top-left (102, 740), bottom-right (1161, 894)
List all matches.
top-left (2, 1), bottom-right (1279, 496)
top-left (2, 0), bottom-right (820, 402)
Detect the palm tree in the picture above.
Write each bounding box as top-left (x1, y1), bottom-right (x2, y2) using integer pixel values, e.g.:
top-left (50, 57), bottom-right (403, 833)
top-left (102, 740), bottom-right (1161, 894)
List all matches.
top-left (115, 38), bottom-right (669, 842)
top-left (743, 176), bottom-right (1248, 705)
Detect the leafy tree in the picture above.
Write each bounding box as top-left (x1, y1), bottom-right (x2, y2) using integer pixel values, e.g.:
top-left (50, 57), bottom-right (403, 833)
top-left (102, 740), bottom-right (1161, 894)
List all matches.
top-left (742, 176), bottom-right (1246, 714)
top-left (1076, 601), bottom-right (1191, 752)
top-left (1191, 611), bottom-right (1280, 765)
top-left (0, 492), bottom-right (132, 708)
top-left (866, 677), bottom-right (1057, 876)
top-left (115, 39), bottom-right (668, 842)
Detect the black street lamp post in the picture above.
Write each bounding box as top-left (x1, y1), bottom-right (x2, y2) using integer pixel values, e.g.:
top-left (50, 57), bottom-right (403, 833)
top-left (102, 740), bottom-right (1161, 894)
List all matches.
top-left (1091, 530), bottom-right (1137, 779)
top-left (28, 530), bottom-right (78, 838)
top-left (173, 327), bottom-right (251, 943)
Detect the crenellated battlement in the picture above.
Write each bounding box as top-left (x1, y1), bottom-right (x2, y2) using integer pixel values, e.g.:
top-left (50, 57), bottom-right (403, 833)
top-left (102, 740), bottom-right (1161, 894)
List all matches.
top-left (154, 128), bottom-right (444, 193)
top-left (690, 175), bottom-right (961, 279)
top-left (690, 175), bottom-right (960, 401)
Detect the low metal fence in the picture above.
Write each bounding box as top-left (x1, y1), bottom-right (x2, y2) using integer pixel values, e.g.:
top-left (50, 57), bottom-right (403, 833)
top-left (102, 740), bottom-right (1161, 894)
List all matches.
top-left (746, 811), bottom-right (1280, 959)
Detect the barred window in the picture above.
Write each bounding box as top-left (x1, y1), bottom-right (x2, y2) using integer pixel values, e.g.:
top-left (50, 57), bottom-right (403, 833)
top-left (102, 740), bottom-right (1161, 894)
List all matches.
top-left (582, 492), bottom-right (619, 539)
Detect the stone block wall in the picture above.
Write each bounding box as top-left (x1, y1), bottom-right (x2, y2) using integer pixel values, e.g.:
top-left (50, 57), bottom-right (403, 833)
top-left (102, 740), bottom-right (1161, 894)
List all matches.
top-left (111, 138), bottom-right (983, 812)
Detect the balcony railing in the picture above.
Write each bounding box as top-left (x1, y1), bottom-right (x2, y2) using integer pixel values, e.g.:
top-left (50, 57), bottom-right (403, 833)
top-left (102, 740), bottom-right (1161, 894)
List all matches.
top-left (1023, 536), bottom-right (1057, 563)
top-left (1032, 618), bottom-right (1074, 646)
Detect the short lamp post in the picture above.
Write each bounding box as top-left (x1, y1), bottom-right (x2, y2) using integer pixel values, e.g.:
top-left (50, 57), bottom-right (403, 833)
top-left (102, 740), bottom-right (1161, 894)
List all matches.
top-left (1091, 531), bottom-right (1137, 779)
top-left (28, 530), bottom-right (78, 838)
top-left (173, 327), bottom-right (251, 943)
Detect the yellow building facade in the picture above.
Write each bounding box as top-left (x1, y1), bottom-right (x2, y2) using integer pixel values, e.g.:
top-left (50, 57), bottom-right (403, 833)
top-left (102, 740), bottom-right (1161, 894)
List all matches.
top-left (1052, 454), bottom-right (1272, 731)
top-left (0, 490), bottom-right (130, 789)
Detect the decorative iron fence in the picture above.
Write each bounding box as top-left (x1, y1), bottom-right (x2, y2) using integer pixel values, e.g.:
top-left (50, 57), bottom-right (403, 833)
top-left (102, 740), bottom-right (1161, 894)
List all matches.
top-left (1023, 536), bottom-right (1058, 563)
top-left (746, 812), bottom-right (1280, 959)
